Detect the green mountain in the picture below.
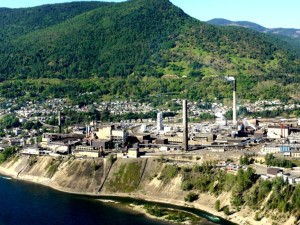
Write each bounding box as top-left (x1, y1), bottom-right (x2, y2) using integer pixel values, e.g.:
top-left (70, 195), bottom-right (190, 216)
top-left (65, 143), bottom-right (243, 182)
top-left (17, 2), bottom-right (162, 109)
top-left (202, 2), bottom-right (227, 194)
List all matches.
top-left (207, 18), bottom-right (267, 32)
top-left (207, 18), bottom-right (300, 38)
top-left (0, 0), bottom-right (300, 104)
top-left (207, 18), bottom-right (300, 54)
top-left (0, 2), bottom-right (110, 40)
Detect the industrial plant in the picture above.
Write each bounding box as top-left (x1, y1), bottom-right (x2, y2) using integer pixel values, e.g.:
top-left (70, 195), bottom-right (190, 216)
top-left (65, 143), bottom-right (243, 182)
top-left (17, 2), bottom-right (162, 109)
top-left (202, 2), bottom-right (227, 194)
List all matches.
top-left (2, 79), bottom-right (300, 186)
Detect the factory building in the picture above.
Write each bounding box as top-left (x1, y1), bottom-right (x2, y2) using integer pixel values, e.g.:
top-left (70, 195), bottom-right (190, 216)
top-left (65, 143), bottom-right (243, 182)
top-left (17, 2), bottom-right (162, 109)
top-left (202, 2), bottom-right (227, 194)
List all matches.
top-left (94, 125), bottom-right (128, 144)
top-left (291, 151), bottom-right (300, 158)
top-left (288, 132), bottom-right (300, 143)
top-left (260, 143), bottom-right (300, 157)
top-left (40, 133), bottom-right (83, 154)
top-left (73, 145), bottom-right (102, 158)
top-left (267, 125), bottom-right (289, 139)
top-left (127, 148), bottom-right (139, 158)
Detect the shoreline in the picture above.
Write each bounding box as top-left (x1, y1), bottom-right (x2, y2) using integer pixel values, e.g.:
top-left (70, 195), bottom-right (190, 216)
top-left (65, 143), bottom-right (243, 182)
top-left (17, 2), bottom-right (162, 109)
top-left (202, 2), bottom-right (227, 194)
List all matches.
top-left (127, 203), bottom-right (206, 224)
top-left (0, 166), bottom-right (235, 224)
top-left (0, 161), bottom-right (294, 225)
top-left (97, 193), bottom-right (235, 224)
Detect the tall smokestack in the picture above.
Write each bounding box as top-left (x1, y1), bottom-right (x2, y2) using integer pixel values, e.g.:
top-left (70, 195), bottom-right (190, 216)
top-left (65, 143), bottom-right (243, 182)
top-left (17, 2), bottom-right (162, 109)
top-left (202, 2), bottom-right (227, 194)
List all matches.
top-left (233, 80), bottom-right (237, 126)
top-left (86, 125), bottom-right (90, 138)
top-left (182, 100), bottom-right (188, 151)
top-left (58, 111), bottom-right (62, 133)
top-left (157, 112), bottom-right (163, 131)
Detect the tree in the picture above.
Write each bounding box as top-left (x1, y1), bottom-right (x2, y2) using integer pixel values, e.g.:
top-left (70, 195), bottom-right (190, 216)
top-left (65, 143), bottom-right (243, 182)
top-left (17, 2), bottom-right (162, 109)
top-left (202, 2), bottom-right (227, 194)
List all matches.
top-left (265, 154), bottom-right (294, 168)
top-left (231, 188), bottom-right (243, 211)
top-left (223, 206), bottom-right (230, 215)
top-left (184, 192), bottom-right (199, 202)
top-left (240, 155), bottom-right (252, 165)
top-left (254, 212), bottom-right (260, 221)
top-left (0, 147), bottom-right (17, 163)
top-left (215, 200), bottom-right (221, 212)
top-left (0, 115), bottom-right (20, 129)
top-left (182, 181), bottom-right (193, 191)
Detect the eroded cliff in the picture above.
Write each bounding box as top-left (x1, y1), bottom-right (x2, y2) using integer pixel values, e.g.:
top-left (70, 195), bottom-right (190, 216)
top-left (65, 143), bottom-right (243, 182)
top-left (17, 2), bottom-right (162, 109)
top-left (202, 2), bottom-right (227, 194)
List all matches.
top-left (0, 155), bottom-right (297, 225)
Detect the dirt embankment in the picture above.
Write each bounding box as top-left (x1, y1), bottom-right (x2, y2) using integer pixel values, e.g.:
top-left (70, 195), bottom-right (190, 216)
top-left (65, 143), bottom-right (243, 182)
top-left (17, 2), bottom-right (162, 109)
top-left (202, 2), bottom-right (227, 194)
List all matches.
top-left (0, 155), bottom-right (109, 195)
top-left (0, 155), bottom-right (297, 225)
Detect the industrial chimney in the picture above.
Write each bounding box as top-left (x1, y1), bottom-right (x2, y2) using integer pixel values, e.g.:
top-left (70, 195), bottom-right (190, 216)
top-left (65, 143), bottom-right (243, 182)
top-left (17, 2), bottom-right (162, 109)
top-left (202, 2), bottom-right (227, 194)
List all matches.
top-left (58, 111), bottom-right (62, 133)
top-left (182, 100), bottom-right (188, 151)
top-left (224, 77), bottom-right (237, 126)
top-left (157, 112), bottom-right (163, 131)
top-left (233, 79), bottom-right (237, 126)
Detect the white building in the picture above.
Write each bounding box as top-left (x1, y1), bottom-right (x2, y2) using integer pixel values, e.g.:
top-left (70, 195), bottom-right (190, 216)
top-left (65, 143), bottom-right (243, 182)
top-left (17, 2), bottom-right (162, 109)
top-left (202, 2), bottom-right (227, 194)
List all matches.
top-left (95, 125), bottom-right (128, 143)
top-left (267, 125), bottom-right (289, 139)
top-left (288, 132), bottom-right (300, 143)
top-left (21, 147), bottom-right (40, 155)
top-left (261, 144), bottom-right (280, 154)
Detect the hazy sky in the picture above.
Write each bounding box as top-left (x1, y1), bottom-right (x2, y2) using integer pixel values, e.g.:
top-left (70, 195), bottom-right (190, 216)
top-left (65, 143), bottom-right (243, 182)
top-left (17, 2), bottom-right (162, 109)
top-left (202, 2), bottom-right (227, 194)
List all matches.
top-left (0, 0), bottom-right (299, 29)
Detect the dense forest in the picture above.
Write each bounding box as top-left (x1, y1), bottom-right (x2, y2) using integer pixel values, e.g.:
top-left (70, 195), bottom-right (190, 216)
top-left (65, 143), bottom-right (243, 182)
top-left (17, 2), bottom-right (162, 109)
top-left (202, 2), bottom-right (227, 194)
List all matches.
top-left (0, 2), bottom-right (110, 40)
top-left (0, 0), bottom-right (300, 103)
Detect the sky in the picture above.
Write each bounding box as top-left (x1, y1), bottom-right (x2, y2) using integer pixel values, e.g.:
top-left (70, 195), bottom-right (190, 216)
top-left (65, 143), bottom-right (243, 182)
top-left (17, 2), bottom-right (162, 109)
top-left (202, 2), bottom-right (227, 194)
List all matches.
top-left (0, 0), bottom-right (299, 29)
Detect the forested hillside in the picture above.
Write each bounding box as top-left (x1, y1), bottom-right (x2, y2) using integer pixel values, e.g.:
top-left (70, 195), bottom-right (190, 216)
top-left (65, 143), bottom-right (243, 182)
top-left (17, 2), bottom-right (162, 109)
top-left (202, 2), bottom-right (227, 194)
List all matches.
top-left (207, 18), bottom-right (300, 38)
top-left (207, 18), bottom-right (300, 54)
top-left (0, 2), bottom-right (110, 39)
top-left (0, 0), bottom-right (300, 103)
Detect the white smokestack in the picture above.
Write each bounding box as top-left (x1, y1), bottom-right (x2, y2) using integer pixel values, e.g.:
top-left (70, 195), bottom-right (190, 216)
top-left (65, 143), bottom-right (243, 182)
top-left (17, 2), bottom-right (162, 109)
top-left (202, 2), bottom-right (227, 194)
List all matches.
top-left (182, 100), bottom-right (188, 151)
top-left (233, 79), bottom-right (237, 125)
top-left (58, 111), bottom-right (62, 133)
top-left (157, 112), bottom-right (163, 131)
top-left (224, 76), bottom-right (237, 125)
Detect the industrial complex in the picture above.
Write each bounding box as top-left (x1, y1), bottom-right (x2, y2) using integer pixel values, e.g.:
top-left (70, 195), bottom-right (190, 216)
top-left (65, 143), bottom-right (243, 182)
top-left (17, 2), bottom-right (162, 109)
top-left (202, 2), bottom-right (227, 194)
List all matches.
top-left (2, 78), bottom-right (300, 186)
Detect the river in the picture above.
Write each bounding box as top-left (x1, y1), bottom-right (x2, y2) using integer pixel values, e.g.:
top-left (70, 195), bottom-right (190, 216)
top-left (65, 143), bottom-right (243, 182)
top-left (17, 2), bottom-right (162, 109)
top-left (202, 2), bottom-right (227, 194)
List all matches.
top-left (0, 176), bottom-right (234, 225)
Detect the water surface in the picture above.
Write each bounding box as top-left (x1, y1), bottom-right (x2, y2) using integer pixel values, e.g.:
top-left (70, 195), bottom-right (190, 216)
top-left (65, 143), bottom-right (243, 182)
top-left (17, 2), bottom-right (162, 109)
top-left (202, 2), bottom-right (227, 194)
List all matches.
top-left (0, 176), bottom-right (233, 225)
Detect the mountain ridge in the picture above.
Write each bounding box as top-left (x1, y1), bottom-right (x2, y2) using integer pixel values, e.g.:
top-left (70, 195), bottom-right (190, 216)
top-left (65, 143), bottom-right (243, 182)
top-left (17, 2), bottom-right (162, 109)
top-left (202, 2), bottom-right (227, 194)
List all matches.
top-left (0, 2), bottom-right (111, 40)
top-left (207, 18), bottom-right (300, 38)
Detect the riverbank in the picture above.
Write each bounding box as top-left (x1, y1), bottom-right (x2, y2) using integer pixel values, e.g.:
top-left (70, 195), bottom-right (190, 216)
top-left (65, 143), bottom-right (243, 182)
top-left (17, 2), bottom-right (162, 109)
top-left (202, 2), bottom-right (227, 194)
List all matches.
top-left (0, 156), bottom-right (296, 225)
top-left (0, 168), bottom-right (263, 225)
top-left (128, 203), bottom-right (203, 224)
top-left (98, 192), bottom-right (267, 225)
top-left (0, 166), bottom-right (229, 224)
